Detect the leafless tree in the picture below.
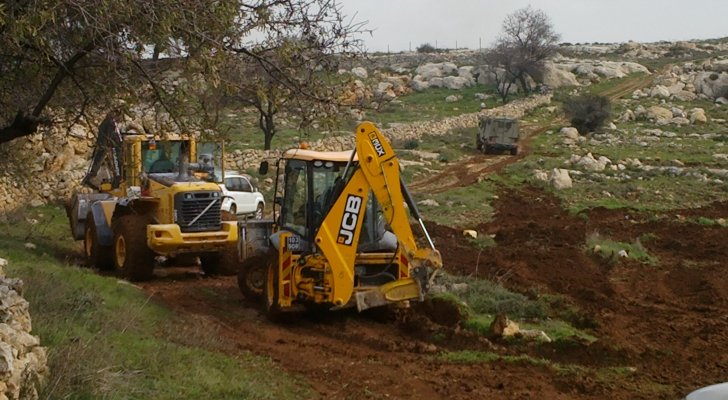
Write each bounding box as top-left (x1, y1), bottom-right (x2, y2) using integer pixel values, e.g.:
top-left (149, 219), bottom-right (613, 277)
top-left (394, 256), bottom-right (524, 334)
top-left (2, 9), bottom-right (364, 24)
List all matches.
top-left (486, 6), bottom-right (560, 96)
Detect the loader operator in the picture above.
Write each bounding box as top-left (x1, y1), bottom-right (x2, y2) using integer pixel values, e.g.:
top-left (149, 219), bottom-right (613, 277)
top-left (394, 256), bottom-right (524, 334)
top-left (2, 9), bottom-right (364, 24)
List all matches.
top-left (82, 113), bottom-right (123, 190)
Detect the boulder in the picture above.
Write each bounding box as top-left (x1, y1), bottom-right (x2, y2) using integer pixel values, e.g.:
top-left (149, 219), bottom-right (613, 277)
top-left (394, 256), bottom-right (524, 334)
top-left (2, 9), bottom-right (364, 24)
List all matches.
top-left (429, 77), bottom-right (444, 88)
top-left (650, 85), bottom-right (671, 98)
top-left (374, 82), bottom-right (397, 101)
top-left (560, 127), bottom-right (580, 140)
top-left (410, 78), bottom-right (429, 92)
top-left (457, 66), bottom-right (474, 80)
top-left (646, 106), bottom-right (674, 123)
top-left (443, 76), bottom-right (471, 90)
top-left (673, 90), bottom-right (697, 101)
top-left (575, 152), bottom-right (606, 171)
top-left (689, 108), bottom-right (708, 124)
top-left (548, 168), bottom-right (572, 190)
top-left (593, 66), bottom-right (624, 79)
top-left (489, 313), bottom-right (520, 337)
top-left (536, 62), bottom-right (580, 88)
top-left (671, 117), bottom-right (690, 126)
top-left (445, 95), bottom-right (460, 103)
top-left (350, 67), bottom-right (368, 79)
top-left (694, 72), bottom-right (728, 99)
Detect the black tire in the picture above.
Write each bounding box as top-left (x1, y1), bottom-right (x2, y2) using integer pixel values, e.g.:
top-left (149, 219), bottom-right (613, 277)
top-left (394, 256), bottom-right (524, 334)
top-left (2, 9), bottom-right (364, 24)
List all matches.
top-left (112, 214), bottom-right (155, 281)
top-left (200, 245), bottom-right (239, 276)
top-left (510, 146), bottom-right (519, 156)
top-left (483, 144), bottom-right (491, 155)
top-left (237, 255), bottom-right (267, 300)
top-left (263, 253), bottom-right (283, 321)
top-left (254, 203), bottom-right (264, 220)
top-left (84, 213), bottom-right (114, 270)
top-left (229, 204), bottom-right (237, 216)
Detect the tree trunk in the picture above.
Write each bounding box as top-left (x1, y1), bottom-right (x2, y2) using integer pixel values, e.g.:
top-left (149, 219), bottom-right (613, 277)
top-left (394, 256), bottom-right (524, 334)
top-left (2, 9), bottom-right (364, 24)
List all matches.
top-left (0, 112), bottom-right (43, 145)
top-left (260, 112), bottom-right (276, 151)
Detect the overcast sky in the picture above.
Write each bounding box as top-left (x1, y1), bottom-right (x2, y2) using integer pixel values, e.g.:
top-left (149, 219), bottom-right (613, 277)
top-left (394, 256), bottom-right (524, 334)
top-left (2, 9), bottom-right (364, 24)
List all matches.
top-left (339, 0), bottom-right (728, 52)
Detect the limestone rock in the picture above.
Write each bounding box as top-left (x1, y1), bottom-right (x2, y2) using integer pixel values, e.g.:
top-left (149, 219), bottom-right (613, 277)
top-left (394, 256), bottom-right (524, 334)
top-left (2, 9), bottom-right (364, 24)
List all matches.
top-left (650, 85), bottom-right (671, 98)
top-left (489, 313), bottom-right (520, 337)
top-left (560, 127), bottom-right (580, 140)
top-left (646, 106), bottom-right (674, 123)
top-left (350, 67), bottom-right (368, 79)
top-left (537, 62), bottom-right (580, 88)
top-left (418, 199), bottom-right (440, 207)
top-left (549, 168), bottom-right (572, 190)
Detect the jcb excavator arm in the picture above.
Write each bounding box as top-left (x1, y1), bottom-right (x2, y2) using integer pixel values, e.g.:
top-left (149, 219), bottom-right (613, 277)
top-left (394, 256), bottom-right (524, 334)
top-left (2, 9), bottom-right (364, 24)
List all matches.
top-left (313, 122), bottom-right (443, 309)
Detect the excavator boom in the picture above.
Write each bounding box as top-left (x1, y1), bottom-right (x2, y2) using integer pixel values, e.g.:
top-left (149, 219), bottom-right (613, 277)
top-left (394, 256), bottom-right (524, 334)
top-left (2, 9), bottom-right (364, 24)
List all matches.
top-left (314, 122), bottom-right (442, 308)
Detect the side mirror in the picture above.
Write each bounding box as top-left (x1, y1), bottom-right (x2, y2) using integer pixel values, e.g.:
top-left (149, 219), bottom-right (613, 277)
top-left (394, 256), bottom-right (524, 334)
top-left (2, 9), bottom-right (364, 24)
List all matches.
top-left (259, 161), bottom-right (269, 176)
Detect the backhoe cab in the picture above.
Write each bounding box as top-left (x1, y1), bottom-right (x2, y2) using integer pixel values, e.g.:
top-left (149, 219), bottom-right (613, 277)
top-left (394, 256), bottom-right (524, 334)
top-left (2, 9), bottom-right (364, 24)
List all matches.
top-left (239, 122), bottom-right (442, 316)
top-left (67, 114), bottom-right (238, 281)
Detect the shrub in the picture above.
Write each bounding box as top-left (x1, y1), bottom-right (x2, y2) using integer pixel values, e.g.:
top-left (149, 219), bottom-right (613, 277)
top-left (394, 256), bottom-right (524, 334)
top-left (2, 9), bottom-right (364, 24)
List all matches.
top-left (416, 43), bottom-right (437, 53)
top-left (403, 139), bottom-right (420, 149)
top-left (563, 94), bottom-right (611, 134)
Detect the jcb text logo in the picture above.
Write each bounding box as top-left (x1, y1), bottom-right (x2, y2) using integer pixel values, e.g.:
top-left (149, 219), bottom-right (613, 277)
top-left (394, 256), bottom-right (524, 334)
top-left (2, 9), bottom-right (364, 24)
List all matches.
top-left (337, 195), bottom-right (362, 246)
top-left (369, 132), bottom-right (386, 157)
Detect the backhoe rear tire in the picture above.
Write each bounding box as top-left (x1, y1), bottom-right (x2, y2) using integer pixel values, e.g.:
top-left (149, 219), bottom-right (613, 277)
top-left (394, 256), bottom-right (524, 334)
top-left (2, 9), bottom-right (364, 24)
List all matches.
top-left (112, 215), bottom-right (155, 281)
top-left (200, 245), bottom-right (239, 276)
top-left (84, 213), bottom-right (114, 270)
top-left (237, 255), bottom-right (266, 300)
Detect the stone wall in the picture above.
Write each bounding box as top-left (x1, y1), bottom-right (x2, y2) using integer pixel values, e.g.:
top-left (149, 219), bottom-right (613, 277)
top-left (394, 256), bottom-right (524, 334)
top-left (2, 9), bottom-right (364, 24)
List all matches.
top-left (0, 258), bottom-right (47, 400)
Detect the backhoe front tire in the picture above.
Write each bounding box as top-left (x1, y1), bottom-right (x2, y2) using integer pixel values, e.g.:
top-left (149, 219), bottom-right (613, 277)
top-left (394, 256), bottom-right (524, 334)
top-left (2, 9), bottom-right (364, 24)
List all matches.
top-left (237, 255), bottom-right (266, 300)
top-left (84, 213), bottom-right (114, 270)
top-left (112, 215), bottom-right (155, 281)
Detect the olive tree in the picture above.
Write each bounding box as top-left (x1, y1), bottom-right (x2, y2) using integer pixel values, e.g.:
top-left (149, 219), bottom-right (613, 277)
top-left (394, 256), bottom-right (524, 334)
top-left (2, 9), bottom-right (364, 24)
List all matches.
top-left (486, 6), bottom-right (560, 96)
top-left (0, 0), bottom-right (362, 146)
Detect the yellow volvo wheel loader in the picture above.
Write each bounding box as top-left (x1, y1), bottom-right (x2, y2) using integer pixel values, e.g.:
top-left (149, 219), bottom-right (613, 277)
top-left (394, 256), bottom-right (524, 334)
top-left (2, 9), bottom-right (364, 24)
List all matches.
top-left (237, 121), bottom-right (442, 317)
top-left (66, 114), bottom-right (238, 281)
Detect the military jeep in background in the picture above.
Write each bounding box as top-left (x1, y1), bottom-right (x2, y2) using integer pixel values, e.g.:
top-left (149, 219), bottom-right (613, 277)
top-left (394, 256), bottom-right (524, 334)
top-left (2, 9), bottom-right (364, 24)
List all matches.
top-left (476, 117), bottom-right (521, 155)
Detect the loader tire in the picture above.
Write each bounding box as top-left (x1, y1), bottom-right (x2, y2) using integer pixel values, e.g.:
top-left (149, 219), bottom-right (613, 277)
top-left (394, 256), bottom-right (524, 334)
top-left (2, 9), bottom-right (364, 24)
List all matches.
top-left (263, 253), bottom-right (283, 321)
top-left (200, 245), bottom-right (239, 276)
top-left (510, 146), bottom-right (519, 156)
top-left (237, 255), bottom-right (266, 300)
top-left (84, 213), bottom-right (114, 270)
top-left (112, 215), bottom-right (155, 281)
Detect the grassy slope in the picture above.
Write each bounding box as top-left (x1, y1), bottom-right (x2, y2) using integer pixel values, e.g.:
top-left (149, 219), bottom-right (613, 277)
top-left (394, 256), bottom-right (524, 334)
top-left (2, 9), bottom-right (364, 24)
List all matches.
top-left (0, 206), bottom-right (307, 399)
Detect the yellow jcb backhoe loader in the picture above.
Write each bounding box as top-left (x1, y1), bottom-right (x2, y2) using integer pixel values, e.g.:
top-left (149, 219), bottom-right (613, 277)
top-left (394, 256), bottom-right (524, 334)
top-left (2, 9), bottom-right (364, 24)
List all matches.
top-left (237, 121), bottom-right (442, 317)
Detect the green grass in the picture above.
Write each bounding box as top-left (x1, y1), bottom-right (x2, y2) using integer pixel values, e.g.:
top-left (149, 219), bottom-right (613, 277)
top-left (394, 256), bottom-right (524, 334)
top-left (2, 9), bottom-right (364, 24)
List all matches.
top-left (416, 181), bottom-right (497, 227)
top-left (0, 205), bottom-right (307, 399)
top-left (586, 232), bottom-right (659, 266)
top-left (432, 274), bottom-right (596, 345)
top-left (366, 86), bottom-right (507, 127)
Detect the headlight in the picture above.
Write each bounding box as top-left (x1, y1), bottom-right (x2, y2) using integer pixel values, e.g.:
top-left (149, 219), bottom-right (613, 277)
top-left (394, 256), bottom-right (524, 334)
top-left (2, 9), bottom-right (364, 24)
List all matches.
top-left (212, 192), bottom-right (220, 198)
top-left (184, 193), bottom-right (193, 200)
